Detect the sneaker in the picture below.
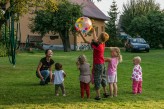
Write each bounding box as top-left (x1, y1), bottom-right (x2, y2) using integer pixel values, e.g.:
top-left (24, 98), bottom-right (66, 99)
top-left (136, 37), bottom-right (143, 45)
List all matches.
top-left (55, 94), bottom-right (59, 96)
top-left (45, 81), bottom-right (48, 84)
top-left (94, 96), bottom-right (101, 100)
top-left (40, 80), bottom-right (45, 85)
top-left (103, 93), bottom-right (110, 98)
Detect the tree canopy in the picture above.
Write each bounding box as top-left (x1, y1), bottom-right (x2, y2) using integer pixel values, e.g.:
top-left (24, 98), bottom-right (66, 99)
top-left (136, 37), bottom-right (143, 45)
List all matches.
top-left (30, 0), bottom-right (82, 52)
top-left (120, 0), bottom-right (164, 48)
top-left (105, 0), bottom-right (119, 46)
top-left (0, 0), bottom-right (58, 40)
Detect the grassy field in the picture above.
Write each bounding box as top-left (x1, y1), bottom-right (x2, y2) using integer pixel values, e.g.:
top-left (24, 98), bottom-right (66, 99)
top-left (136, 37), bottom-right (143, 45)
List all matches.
top-left (0, 49), bottom-right (164, 109)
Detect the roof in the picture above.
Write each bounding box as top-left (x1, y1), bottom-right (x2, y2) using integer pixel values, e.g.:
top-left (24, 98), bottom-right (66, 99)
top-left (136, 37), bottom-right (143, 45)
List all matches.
top-left (69, 0), bottom-right (108, 20)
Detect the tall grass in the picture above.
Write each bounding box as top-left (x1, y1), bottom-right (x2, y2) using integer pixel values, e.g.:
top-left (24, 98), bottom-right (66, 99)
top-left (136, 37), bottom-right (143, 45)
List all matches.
top-left (0, 49), bottom-right (164, 109)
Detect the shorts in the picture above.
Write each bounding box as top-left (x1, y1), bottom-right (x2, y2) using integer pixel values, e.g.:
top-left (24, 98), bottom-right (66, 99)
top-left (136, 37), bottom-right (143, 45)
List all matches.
top-left (108, 73), bottom-right (117, 83)
top-left (94, 64), bottom-right (107, 90)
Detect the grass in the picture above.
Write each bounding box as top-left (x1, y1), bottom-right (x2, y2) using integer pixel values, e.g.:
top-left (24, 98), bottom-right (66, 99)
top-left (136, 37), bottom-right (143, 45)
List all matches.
top-left (0, 49), bottom-right (164, 109)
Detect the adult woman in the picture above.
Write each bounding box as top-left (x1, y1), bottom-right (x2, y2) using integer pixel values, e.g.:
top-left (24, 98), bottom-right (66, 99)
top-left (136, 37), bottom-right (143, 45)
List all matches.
top-left (36, 49), bottom-right (54, 85)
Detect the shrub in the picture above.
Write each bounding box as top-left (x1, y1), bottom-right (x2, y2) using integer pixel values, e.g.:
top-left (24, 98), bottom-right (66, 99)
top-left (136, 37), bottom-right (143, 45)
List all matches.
top-left (0, 43), bottom-right (7, 57)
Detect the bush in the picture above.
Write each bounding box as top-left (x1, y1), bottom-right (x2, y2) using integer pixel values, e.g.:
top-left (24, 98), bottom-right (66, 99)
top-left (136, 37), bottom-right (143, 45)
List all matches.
top-left (0, 43), bottom-right (7, 57)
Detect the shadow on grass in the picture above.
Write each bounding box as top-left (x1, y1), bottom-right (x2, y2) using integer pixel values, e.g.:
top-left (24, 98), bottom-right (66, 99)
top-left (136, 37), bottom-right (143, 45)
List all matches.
top-left (1, 80), bottom-right (163, 106)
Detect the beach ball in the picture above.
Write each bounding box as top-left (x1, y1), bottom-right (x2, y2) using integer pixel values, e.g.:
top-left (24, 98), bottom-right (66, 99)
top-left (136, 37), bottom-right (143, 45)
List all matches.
top-left (75, 17), bottom-right (92, 33)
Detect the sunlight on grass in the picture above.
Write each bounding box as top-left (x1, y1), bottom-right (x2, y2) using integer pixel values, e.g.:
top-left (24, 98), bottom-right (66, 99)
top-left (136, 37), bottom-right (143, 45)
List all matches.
top-left (0, 49), bottom-right (164, 108)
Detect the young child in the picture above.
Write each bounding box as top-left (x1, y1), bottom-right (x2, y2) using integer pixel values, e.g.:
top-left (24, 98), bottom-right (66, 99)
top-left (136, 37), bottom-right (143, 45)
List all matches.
top-left (79, 28), bottom-right (110, 100)
top-left (52, 63), bottom-right (66, 96)
top-left (76, 54), bottom-right (91, 99)
top-left (105, 47), bottom-right (122, 97)
top-left (131, 56), bottom-right (142, 94)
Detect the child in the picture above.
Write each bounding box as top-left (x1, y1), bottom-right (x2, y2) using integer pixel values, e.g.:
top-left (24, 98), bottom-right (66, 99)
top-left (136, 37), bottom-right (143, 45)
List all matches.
top-left (52, 63), bottom-right (66, 96)
top-left (76, 54), bottom-right (91, 99)
top-left (79, 28), bottom-right (110, 100)
top-left (105, 47), bottom-right (122, 97)
top-left (131, 56), bottom-right (142, 94)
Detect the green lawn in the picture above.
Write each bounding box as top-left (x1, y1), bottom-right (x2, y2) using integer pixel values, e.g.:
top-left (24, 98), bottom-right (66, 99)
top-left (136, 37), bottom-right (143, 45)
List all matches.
top-left (0, 49), bottom-right (164, 109)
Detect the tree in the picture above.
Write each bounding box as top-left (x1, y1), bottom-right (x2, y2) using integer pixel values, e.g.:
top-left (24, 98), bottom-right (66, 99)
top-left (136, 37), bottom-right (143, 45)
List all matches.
top-left (105, 0), bottom-right (119, 46)
top-left (120, 0), bottom-right (160, 33)
top-left (30, 0), bottom-right (82, 52)
top-left (0, 0), bottom-right (58, 40)
top-left (129, 11), bottom-right (164, 48)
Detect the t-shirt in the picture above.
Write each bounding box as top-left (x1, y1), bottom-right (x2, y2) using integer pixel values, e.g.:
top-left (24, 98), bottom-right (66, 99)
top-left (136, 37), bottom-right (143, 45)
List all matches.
top-left (40, 57), bottom-right (54, 71)
top-left (91, 41), bottom-right (105, 64)
top-left (132, 64), bottom-right (142, 81)
top-left (107, 57), bottom-right (118, 76)
top-left (53, 70), bottom-right (65, 84)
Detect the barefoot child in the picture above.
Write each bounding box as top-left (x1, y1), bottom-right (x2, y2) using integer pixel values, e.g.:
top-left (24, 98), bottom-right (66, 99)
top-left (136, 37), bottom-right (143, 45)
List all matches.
top-left (105, 47), bottom-right (122, 97)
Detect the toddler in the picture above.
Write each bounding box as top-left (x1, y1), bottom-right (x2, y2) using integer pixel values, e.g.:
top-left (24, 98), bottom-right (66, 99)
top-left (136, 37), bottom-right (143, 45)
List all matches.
top-left (76, 54), bottom-right (91, 99)
top-left (52, 63), bottom-right (66, 96)
top-left (131, 56), bottom-right (142, 94)
top-left (105, 47), bottom-right (122, 97)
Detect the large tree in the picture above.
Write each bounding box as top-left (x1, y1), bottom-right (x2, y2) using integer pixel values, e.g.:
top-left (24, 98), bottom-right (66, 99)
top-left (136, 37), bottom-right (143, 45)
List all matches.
top-left (129, 11), bottom-right (164, 48)
top-left (30, 0), bottom-right (82, 52)
top-left (105, 0), bottom-right (119, 46)
top-left (120, 0), bottom-right (160, 33)
top-left (0, 0), bottom-right (58, 40)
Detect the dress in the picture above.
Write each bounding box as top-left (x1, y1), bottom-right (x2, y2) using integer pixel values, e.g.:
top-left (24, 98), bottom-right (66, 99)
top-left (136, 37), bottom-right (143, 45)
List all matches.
top-left (79, 63), bottom-right (91, 98)
top-left (107, 57), bottom-right (118, 83)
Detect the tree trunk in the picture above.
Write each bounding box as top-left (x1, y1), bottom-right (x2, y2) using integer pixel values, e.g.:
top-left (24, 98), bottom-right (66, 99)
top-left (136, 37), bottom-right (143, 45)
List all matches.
top-left (59, 29), bottom-right (71, 52)
top-left (72, 31), bottom-right (77, 51)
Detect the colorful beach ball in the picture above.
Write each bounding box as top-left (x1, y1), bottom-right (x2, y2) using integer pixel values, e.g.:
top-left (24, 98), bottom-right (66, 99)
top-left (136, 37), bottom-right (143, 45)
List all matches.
top-left (75, 17), bottom-right (92, 33)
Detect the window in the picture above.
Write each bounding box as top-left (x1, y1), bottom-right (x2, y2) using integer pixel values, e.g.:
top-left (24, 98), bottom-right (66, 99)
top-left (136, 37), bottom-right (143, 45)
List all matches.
top-left (101, 26), bottom-right (104, 32)
top-left (95, 27), bottom-right (98, 36)
top-left (50, 35), bottom-right (59, 40)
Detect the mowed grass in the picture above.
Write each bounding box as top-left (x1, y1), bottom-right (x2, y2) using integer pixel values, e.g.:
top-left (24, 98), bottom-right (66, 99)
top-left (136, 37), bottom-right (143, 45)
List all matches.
top-left (0, 49), bottom-right (164, 109)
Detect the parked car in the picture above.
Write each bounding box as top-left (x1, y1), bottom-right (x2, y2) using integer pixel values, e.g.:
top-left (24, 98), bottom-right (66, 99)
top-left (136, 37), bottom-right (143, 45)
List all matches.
top-left (125, 38), bottom-right (150, 52)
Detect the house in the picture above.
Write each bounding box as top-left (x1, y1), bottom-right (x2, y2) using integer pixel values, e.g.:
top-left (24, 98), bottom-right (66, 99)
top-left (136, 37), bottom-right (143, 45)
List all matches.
top-left (19, 0), bottom-right (108, 50)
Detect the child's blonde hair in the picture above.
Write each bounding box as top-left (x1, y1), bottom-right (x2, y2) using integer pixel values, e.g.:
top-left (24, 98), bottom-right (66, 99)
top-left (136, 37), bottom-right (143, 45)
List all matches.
top-left (77, 54), bottom-right (87, 64)
top-left (98, 32), bottom-right (110, 43)
top-left (110, 47), bottom-right (122, 63)
top-left (133, 56), bottom-right (141, 63)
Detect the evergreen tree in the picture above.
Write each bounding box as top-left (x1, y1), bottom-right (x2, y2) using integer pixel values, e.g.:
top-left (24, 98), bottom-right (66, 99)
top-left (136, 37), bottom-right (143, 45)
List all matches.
top-left (105, 0), bottom-right (119, 46)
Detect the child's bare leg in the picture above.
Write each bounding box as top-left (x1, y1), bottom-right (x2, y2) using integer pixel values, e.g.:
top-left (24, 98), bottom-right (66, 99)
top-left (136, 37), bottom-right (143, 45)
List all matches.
top-left (113, 83), bottom-right (117, 97)
top-left (109, 83), bottom-right (113, 97)
top-left (55, 85), bottom-right (59, 96)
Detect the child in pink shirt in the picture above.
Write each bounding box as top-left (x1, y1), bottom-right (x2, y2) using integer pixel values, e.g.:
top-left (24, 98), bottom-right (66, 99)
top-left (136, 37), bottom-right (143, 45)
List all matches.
top-left (131, 56), bottom-right (142, 94)
top-left (105, 47), bottom-right (122, 97)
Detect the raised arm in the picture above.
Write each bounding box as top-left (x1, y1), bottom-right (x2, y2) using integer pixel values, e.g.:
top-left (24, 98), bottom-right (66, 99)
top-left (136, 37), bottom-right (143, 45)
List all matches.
top-left (92, 28), bottom-right (98, 41)
top-left (79, 31), bottom-right (91, 44)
